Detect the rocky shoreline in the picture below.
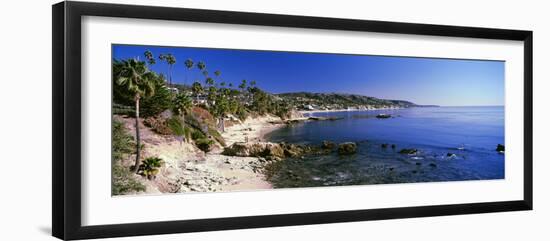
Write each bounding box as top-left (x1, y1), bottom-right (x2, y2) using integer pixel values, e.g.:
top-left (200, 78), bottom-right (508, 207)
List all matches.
top-left (117, 112), bottom-right (365, 195)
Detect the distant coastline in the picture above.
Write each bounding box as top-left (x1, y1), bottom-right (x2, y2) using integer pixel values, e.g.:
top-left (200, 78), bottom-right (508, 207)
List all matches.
top-left (298, 105), bottom-right (442, 115)
top-left (299, 107), bottom-right (402, 115)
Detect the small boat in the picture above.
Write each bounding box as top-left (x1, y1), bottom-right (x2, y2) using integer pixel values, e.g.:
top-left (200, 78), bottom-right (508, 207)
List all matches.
top-left (376, 113), bottom-right (391, 119)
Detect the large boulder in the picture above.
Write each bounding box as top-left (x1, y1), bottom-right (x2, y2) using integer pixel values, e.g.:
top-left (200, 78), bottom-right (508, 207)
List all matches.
top-left (264, 142), bottom-right (285, 158)
top-left (223, 142), bottom-right (285, 158)
top-left (247, 143), bottom-right (268, 157)
top-left (222, 142), bottom-right (251, 156)
top-left (282, 143), bottom-right (304, 157)
top-left (288, 109), bottom-right (305, 120)
top-left (338, 142), bottom-right (357, 155)
top-left (322, 140), bottom-right (336, 149)
top-left (224, 142), bottom-right (323, 158)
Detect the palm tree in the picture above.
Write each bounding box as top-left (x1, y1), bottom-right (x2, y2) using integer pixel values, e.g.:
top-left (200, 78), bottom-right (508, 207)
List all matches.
top-left (249, 80), bottom-right (257, 100)
top-left (205, 77), bottom-right (215, 87)
top-left (113, 59), bottom-right (156, 173)
top-left (196, 61), bottom-right (207, 88)
top-left (239, 79), bottom-right (247, 102)
top-left (184, 59), bottom-right (194, 86)
top-left (197, 61), bottom-right (206, 72)
top-left (207, 86), bottom-right (217, 104)
top-left (239, 79), bottom-right (247, 92)
top-left (192, 81), bottom-right (203, 100)
top-left (144, 50), bottom-right (155, 66)
top-left (213, 70), bottom-right (222, 88)
top-left (159, 53), bottom-right (176, 86)
top-left (173, 93), bottom-right (192, 115)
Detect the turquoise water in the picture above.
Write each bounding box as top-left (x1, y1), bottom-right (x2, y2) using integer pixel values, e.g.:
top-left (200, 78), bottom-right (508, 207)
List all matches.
top-left (264, 106), bottom-right (505, 188)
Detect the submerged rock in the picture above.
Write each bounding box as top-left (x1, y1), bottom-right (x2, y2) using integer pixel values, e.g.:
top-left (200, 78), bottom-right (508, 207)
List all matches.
top-left (338, 142), bottom-right (357, 155)
top-left (308, 116), bottom-right (343, 121)
top-left (376, 114), bottom-right (391, 119)
top-left (399, 148), bottom-right (418, 155)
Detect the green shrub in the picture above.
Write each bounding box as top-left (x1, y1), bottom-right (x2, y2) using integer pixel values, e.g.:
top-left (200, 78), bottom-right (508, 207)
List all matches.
top-left (184, 113), bottom-right (201, 130)
top-left (112, 164), bottom-right (146, 195)
top-left (208, 128), bottom-right (226, 147)
top-left (139, 81), bottom-right (174, 118)
top-left (183, 126), bottom-right (192, 141)
top-left (166, 116), bottom-right (185, 136)
top-left (111, 119), bottom-right (146, 195)
top-left (142, 157), bottom-right (163, 167)
top-left (112, 120), bottom-right (135, 163)
top-left (236, 107), bottom-right (249, 121)
top-left (138, 157), bottom-right (164, 180)
top-left (195, 138), bottom-right (214, 152)
top-left (191, 128), bottom-right (206, 140)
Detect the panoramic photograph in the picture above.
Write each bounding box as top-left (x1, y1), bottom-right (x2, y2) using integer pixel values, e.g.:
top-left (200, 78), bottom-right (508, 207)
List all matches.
top-left (111, 44), bottom-right (505, 196)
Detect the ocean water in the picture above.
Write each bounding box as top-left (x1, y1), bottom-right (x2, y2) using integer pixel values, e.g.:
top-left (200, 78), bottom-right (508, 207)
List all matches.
top-left (264, 106), bottom-right (505, 188)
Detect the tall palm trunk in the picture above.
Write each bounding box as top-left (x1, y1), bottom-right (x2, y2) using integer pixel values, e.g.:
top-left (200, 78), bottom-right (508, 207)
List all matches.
top-left (134, 95), bottom-right (141, 173)
top-left (219, 117), bottom-right (225, 132)
top-left (169, 65), bottom-right (173, 86)
top-left (185, 70), bottom-right (189, 86)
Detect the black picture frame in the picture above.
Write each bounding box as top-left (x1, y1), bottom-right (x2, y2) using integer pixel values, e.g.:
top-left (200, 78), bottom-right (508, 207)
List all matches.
top-left (52, 1), bottom-right (533, 240)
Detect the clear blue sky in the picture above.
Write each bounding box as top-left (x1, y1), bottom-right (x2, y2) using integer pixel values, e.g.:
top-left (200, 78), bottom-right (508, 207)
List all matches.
top-left (113, 44), bottom-right (504, 106)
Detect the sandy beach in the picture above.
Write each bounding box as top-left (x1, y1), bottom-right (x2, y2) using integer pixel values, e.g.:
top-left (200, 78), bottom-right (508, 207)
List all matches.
top-left (118, 115), bottom-right (285, 194)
